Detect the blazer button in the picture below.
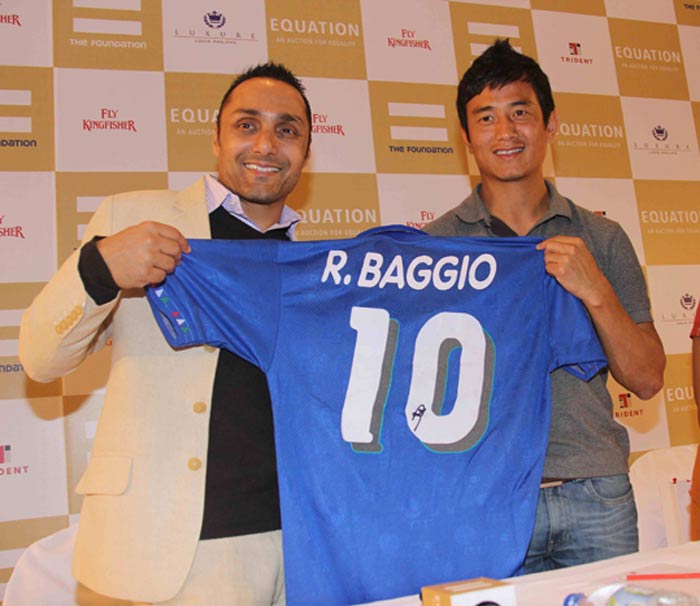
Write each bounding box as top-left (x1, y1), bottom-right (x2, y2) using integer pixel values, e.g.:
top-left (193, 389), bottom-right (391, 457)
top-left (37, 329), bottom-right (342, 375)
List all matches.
top-left (203, 345), bottom-right (217, 353)
top-left (193, 401), bottom-right (207, 414)
top-left (187, 457), bottom-right (202, 471)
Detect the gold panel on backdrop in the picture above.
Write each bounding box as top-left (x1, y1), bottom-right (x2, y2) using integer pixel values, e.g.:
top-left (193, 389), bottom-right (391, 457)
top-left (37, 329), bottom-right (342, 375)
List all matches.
top-left (55, 172), bottom-right (169, 266)
top-left (552, 93), bottom-right (631, 178)
top-left (368, 81), bottom-right (468, 175)
top-left (674, 0), bottom-right (700, 26)
top-left (608, 18), bottom-right (689, 100)
top-left (287, 172), bottom-right (379, 241)
top-left (0, 67), bottom-right (54, 172)
top-left (634, 180), bottom-right (700, 265)
top-left (266, 0), bottom-right (366, 79)
top-left (0, 357), bottom-right (62, 401)
top-left (53, 0), bottom-right (163, 70)
top-left (0, 283), bottom-right (44, 311)
top-left (0, 515), bottom-right (69, 551)
top-left (165, 73), bottom-right (232, 172)
top-left (663, 353), bottom-right (700, 445)
top-left (530, 0), bottom-right (606, 15)
top-left (449, 2), bottom-right (537, 78)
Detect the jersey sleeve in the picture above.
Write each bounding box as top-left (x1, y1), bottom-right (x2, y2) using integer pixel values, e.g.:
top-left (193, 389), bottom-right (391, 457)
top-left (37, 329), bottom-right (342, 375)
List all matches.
top-left (545, 275), bottom-right (608, 380)
top-left (146, 239), bottom-right (282, 370)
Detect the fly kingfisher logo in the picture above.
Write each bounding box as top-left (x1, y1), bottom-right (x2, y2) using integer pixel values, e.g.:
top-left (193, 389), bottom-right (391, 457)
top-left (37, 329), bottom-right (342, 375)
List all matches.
top-left (0, 444), bottom-right (10, 464)
top-left (82, 107), bottom-right (138, 133)
top-left (561, 41), bottom-right (593, 65)
top-left (312, 112), bottom-right (346, 136)
top-left (0, 1), bottom-right (21, 27)
top-left (405, 209), bottom-right (436, 230)
top-left (0, 212), bottom-right (26, 239)
top-left (387, 28), bottom-right (432, 51)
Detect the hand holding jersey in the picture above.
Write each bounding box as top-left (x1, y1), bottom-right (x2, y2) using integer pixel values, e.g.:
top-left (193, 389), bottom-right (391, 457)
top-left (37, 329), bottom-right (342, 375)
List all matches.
top-left (96, 221), bottom-right (190, 289)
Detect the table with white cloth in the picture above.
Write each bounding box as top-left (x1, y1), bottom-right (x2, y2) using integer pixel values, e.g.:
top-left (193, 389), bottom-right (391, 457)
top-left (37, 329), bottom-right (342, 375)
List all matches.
top-left (356, 542), bottom-right (700, 606)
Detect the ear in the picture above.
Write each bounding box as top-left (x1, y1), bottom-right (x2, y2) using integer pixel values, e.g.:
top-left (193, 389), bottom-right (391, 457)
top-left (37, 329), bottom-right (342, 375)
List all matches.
top-left (211, 129), bottom-right (221, 159)
top-left (545, 109), bottom-right (559, 143)
top-left (460, 127), bottom-right (472, 154)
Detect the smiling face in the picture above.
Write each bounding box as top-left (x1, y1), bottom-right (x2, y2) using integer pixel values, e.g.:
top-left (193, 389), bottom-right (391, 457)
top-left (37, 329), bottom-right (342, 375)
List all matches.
top-left (213, 76), bottom-right (310, 213)
top-left (463, 80), bottom-right (558, 188)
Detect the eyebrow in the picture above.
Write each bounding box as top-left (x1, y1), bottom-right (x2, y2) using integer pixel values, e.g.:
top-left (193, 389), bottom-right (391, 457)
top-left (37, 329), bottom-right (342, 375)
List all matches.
top-left (471, 99), bottom-right (533, 115)
top-left (234, 107), bottom-right (305, 125)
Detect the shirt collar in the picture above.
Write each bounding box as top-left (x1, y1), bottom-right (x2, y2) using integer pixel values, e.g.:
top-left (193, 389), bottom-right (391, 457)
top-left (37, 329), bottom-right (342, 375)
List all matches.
top-left (204, 174), bottom-right (301, 237)
top-left (457, 180), bottom-right (573, 232)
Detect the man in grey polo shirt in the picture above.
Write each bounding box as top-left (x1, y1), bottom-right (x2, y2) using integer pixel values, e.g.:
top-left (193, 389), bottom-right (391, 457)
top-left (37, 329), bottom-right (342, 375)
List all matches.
top-left (426, 39), bottom-right (666, 572)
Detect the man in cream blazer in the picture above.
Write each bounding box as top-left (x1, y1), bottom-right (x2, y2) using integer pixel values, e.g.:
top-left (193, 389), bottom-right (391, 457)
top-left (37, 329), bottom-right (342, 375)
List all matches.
top-left (18, 62), bottom-right (312, 605)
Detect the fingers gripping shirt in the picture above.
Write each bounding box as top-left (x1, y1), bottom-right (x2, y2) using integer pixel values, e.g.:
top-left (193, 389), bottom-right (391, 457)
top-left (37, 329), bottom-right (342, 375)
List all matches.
top-left (146, 225), bottom-right (607, 606)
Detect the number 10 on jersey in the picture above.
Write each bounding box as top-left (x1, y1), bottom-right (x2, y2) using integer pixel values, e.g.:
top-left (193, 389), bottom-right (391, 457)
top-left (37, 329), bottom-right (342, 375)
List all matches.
top-left (341, 306), bottom-right (494, 454)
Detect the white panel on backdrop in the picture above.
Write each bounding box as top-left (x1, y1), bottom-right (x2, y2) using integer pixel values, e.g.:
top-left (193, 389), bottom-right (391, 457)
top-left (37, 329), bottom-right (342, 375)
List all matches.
top-left (74, 0), bottom-right (142, 9)
top-left (532, 11), bottom-right (619, 96)
top-left (647, 265), bottom-right (700, 355)
top-left (0, 0), bottom-right (53, 67)
top-left (450, 0), bottom-right (531, 8)
top-left (54, 68), bottom-right (167, 172)
top-left (0, 399), bottom-right (69, 522)
top-left (604, 0), bottom-right (677, 24)
top-left (302, 78), bottom-right (375, 174)
top-left (555, 177), bottom-right (645, 266)
top-left (623, 398), bottom-right (671, 453)
top-left (360, 0), bottom-right (457, 85)
top-left (161, 1), bottom-right (268, 74)
top-left (0, 172), bottom-right (57, 282)
top-left (621, 97), bottom-right (700, 181)
top-left (168, 172), bottom-right (207, 192)
top-left (376, 173), bottom-right (471, 229)
top-left (678, 25), bottom-right (700, 101)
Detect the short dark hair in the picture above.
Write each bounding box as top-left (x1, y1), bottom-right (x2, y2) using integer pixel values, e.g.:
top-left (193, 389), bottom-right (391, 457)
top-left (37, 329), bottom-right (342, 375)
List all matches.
top-left (456, 39), bottom-right (555, 139)
top-left (216, 62), bottom-right (312, 150)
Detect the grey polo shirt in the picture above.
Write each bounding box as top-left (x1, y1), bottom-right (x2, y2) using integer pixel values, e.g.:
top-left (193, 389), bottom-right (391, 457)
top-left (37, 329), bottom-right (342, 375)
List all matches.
top-left (425, 181), bottom-right (651, 479)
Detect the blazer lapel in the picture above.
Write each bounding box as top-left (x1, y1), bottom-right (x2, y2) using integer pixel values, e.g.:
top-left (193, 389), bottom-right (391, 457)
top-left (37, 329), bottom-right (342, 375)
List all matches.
top-left (172, 177), bottom-right (212, 239)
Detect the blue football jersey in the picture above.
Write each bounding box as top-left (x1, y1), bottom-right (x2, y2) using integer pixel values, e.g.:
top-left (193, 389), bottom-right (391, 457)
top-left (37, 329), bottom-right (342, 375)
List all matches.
top-left (146, 226), bottom-right (606, 606)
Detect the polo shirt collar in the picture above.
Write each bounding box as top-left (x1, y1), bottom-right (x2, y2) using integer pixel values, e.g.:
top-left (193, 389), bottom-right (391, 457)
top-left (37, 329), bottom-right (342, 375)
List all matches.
top-left (455, 180), bottom-right (572, 232)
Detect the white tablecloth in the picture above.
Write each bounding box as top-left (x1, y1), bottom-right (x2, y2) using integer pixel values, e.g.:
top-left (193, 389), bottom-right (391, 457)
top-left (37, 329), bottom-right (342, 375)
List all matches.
top-left (357, 541), bottom-right (700, 606)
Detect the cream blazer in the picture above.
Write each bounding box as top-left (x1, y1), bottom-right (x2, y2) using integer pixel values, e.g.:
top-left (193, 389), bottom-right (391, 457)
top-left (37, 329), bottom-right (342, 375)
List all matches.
top-left (19, 178), bottom-right (219, 603)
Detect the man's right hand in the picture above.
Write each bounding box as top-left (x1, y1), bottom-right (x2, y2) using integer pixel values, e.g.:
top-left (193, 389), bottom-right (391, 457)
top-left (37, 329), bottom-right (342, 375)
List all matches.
top-left (96, 221), bottom-right (190, 289)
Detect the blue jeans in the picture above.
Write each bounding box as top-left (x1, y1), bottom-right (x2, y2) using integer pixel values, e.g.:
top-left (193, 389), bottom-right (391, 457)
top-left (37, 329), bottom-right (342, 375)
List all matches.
top-left (523, 474), bottom-right (639, 573)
